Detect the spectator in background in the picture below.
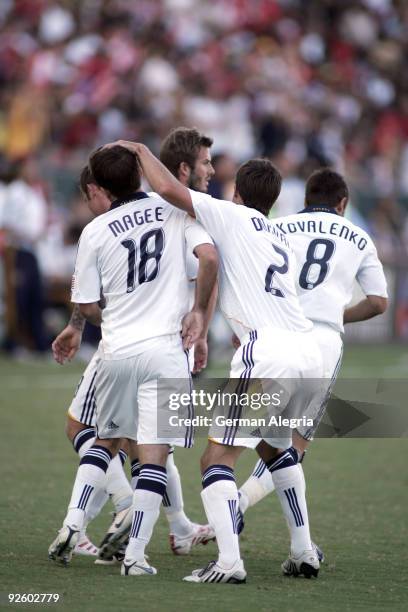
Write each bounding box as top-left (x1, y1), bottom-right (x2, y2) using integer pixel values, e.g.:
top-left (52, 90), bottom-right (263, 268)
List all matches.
top-left (0, 157), bottom-right (48, 353)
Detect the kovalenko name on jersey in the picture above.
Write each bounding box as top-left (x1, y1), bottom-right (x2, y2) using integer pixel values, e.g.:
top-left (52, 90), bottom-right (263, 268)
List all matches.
top-left (108, 206), bottom-right (164, 237)
top-left (275, 219), bottom-right (368, 251)
top-left (251, 216), bottom-right (291, 249)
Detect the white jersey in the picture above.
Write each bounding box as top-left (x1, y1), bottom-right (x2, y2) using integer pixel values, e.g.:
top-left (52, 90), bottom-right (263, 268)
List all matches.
top-left (72, 192), bottom-right (213, 359)
top-left (190, 190), bottom-right (312, 339)
top-left (274, 208), bottom-right (388, 333)
top-left (150, 192), bottom-right (198, 305)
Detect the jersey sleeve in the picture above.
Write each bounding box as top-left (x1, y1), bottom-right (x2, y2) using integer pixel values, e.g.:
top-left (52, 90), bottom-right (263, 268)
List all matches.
top-left (184, 215), bottom-right (214, 281)
top-left (184, 214), bottom-right (214, 252)
top-left (189, 189), bottom-right (235, 241)
top-left (71, 227), bottom-right (101, 303)
top-left (356, 239), bottom-right (388, 298)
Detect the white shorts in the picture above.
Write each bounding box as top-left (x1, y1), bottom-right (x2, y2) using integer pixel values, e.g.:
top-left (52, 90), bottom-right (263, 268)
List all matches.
top-left (67, 349), bottom-right (101, 427)
top-left (209, 326), bottom-right (324, 450)
top-left (296, 322), bottom-right (343, 441)
top-left (95, 335), bottom-right (193, 447)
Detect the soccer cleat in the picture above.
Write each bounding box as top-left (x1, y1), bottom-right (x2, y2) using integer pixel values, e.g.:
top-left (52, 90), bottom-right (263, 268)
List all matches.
top-left (313, 541), bottom-right (324, 564)
top-left (74, 534), bottom-right (98, 557)
top-left (97, 506), bottom-right (133, 561)
top-left (94, 541), bottom-right (127, 565)
top-left (281, 549), bottom-right (320, 578)
top-left (121, 558), bottom-right (157, 576)
top-left (183, 559), bottom-right (246, 584)
top-left (170, 523), bottom-right (216, 555)
top-left (48, 525), bottom-right (80, 566)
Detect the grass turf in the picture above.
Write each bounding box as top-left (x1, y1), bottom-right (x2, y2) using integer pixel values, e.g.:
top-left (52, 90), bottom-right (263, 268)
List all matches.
top-left (0, 345), bottom-right (407, 611)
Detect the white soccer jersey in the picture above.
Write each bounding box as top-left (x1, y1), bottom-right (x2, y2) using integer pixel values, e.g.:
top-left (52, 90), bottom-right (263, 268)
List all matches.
top-left (72, 192), bottom-right (213, 359)
top-left (273, 207), bottom-right (388, 333)
top-left (189, 190), bottom-right (312, 339)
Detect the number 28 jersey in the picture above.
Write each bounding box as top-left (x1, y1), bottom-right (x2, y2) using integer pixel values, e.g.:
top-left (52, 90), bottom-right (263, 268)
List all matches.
top-left (189, 190), bottom-right (313, 339)
top-left (273, 208), bottom-right (388, 333)
top-left (71, 192), bottom-right (213, 359)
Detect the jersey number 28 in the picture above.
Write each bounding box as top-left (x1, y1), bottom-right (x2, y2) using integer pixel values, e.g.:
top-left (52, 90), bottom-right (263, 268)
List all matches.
top-left (121, 229), bottom-right (165, 293)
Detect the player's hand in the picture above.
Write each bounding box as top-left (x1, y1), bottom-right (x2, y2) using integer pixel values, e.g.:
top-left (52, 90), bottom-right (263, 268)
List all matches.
top-left (51, 325), bottom-right (82, 365)
top-left (181, 310), bottom-right (204, 350)
top-left (104, 140), bottom-right (146, 156)
top-left (192, 338), bottom-right (208, 374)
top-left (232, 333), bottom-right (241, 350)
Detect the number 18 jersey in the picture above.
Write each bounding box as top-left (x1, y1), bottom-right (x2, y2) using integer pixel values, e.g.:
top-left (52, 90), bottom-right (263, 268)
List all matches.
top-left (274, 208), bottom-right (388, 333)
top-left (71, 192), bottom-right (213, 359)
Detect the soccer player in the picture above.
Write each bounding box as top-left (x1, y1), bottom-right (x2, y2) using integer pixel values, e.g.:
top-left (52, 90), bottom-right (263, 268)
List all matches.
top-left (52, 128), bottom-right (217, 558)
top-left (48, 145), bottom-right (218, 575)
top-left (237, 168), bottom-right (388, 572)
top-left (117, 140), bottom-right (325, 583)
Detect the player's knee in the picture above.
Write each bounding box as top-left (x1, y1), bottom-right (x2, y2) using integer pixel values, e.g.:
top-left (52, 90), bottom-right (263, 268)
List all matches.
top-left (95, 437), bottom-right (121, 456)
top-left (200, 441), bottom-right (230, 473)
top-left (65, 416), bottom-right (85, 442)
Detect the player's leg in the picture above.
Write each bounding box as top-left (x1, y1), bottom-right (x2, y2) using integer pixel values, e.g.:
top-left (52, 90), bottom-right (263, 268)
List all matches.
top-left (48, 435), bottom-right (120, 565)
top-left (64, 416), bottom-right (101, 555)
top-left (122, 442), bottom-right (169, 576)
top-left (121, 336), bottom-right (199, 576)
top-left (128, 443), bottom-right (214, 554)
top-left (239, 326), bottom-right (342, 523)
top-left (256, 439), bottom-right (318, 578)
top-left (49, 356), bottom-right (136, 565)
top-left (65, 354), bottom-right (133, 553)
top-left (164, 448), bottom-right (215, 554)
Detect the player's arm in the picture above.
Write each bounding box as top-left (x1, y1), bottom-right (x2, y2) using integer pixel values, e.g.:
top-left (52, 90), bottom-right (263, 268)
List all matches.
top-left (79, 302), bottom-right (103, 327)
top-left (344, 239), bottom-right (388, 324)
top-left (343, 295), bottom-right (388, 323)
top-left (182, 245), bottom-right (218, 351)
top-left (191, 244), bottom-right (219, 372)
top-left (108, 140), bottom-right (195, 216)
top-left (51, 304), bottom-right (85, 365)
top-left (71, 226), bottom-right (103, 327)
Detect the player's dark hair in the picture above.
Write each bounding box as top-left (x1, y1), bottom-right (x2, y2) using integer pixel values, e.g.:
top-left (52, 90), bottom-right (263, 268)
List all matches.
top-left (235, 158), bottom-right (282, 216)
top-left (305, 168), bottom-right (349, 208)
top-left (159, 127), bottom-right (213, 177)
top-left (79, 165), bottom-right (95, 199)
top-left (89, 146), bottom-right (141, 198)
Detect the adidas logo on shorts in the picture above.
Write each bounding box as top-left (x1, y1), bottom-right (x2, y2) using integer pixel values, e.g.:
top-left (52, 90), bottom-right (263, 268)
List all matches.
top-left (107, 420), bottom-right (120, 430)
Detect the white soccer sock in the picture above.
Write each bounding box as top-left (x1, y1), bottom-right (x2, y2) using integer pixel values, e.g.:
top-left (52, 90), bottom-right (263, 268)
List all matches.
top-left (239, 459), bottom-right (275, 513)
top-left (72, 429), bottom-right (111, 526)
top-left (64, 445), bottom-right (112, 529)
top-left (125, 464), bottom-right (167, 562)
top-left (268, 449), bottom-right (312, 556)
top-left (105, 454), bottom-right (133, 513)
top-left (130, 458), bottom-right (141, 490)
top-left (201, 465), bottom-right (241, 569)
top-left (162, 452), bottom-right (193, 537)
top-left (84, 488), bottom-right (109, 524)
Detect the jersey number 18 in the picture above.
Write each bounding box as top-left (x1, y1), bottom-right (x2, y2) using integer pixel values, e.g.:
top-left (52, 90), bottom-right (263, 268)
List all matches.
top-left (121, 229), bottom-right (165, 293)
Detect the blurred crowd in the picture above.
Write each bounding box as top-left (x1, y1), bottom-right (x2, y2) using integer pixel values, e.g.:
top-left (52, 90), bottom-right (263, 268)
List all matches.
top-left (0, 0), bottom-right (407, 352)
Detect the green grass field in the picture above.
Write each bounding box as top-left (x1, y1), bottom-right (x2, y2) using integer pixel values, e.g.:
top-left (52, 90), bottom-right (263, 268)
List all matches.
top-left (1, 345), bottom-right (407, 611)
